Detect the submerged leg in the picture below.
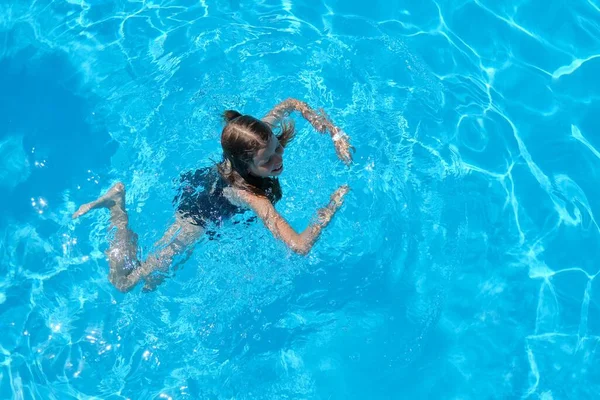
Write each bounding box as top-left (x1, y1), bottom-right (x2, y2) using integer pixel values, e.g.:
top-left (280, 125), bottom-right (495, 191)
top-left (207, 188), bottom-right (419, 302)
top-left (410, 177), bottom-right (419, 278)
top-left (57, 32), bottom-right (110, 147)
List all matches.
top-left (139, 216), bottom-right (205, 292)
top-left (74, 184), bottom-right (205, 293)
top-left (73, 183), bottom-right (143, 292)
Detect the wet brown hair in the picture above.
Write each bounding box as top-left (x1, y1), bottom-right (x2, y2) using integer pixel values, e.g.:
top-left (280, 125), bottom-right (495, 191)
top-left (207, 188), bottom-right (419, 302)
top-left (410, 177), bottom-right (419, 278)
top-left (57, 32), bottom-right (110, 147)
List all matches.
top-left (217, 110), bottom-right (295, 203)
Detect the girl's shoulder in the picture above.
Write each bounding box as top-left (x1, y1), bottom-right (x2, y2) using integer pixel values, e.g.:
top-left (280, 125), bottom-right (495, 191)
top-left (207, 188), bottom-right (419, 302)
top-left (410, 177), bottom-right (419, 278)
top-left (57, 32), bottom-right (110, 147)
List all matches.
top-left (222, 185), bottom-right (250, 209)
top-left (225, 186), bottom-right (279, 213)
top-left (223, 184), bottom-right (278, 209)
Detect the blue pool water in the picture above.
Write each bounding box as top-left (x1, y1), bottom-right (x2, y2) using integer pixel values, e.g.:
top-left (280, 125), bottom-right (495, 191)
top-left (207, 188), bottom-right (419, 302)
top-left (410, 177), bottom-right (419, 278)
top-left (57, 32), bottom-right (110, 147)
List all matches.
top-left (1, 0), bottom-right (600, 398)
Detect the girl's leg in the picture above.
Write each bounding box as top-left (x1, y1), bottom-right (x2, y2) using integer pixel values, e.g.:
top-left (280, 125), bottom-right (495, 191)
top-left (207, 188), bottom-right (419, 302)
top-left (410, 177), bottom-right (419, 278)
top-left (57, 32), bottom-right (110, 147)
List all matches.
top-left (73, 183), bottom-right (143, 292)
top-left (139, 216), bottom-right (205, 291)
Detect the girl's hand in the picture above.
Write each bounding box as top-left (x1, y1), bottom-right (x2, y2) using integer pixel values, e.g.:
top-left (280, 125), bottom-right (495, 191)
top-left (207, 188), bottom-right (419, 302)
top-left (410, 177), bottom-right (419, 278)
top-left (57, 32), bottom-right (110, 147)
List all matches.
top-left (319, 185), bottom-right (350, 224)
top-left (332, 128), bottom-right (354, 165)
top-left (330, 184), bottom-right (350, 208)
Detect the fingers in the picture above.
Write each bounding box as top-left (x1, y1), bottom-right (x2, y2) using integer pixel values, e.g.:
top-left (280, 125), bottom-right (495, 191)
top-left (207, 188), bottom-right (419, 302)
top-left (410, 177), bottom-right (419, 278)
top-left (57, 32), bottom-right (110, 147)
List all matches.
top-left (343, 149), bottom-right (353, 165)
top-left (335, 144), bottom-right (351, 164)
top-left (334, 137), bottom-right (354, 165)
top-left (323, 186), bottom-right (350, 223)
top-left (338, 186), bottom-right (350, 198)
top-left (343, 148), bottom-right (353, 164)
top-left (331, 185), bottom-right (350, 204)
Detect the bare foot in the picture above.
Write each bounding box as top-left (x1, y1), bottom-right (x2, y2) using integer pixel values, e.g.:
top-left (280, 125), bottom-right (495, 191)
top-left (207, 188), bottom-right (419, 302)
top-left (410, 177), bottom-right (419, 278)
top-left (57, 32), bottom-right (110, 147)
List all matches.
top-left (72, 182), bottom-right (125, 219)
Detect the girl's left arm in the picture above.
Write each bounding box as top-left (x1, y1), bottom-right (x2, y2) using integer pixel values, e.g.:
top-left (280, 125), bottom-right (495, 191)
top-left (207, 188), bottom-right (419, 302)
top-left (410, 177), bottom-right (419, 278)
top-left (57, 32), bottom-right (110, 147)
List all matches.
top-left (263, 98), bottom-right (354, 164)
top-left (238, 185), bottom-right (349, 255)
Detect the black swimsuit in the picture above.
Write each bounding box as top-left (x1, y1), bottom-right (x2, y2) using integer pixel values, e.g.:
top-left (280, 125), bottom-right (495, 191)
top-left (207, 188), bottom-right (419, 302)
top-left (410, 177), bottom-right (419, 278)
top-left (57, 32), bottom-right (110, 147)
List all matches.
top-left (174, 167), bottom-right (243, 227)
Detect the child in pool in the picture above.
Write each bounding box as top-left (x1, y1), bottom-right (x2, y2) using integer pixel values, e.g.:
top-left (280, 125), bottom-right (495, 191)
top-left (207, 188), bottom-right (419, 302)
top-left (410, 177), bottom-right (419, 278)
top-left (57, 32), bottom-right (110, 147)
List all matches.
top-left (72, 99), bottom-right (354, 292)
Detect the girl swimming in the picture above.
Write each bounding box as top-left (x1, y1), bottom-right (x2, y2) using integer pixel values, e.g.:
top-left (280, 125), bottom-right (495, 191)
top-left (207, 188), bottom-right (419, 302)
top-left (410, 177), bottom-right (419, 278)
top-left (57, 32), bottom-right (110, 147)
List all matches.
top-left (72, 99), bottom-right (354, 292)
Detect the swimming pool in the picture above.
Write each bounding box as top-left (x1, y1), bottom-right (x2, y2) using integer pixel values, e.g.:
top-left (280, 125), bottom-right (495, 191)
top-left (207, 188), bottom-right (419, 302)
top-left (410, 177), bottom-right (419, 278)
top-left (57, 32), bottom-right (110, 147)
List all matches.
top-left (1, 0), bottom-right (599, 398)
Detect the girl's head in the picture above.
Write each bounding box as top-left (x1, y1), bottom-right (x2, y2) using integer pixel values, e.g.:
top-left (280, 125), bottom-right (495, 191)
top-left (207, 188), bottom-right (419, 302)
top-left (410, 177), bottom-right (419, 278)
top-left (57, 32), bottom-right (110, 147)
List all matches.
top-left (218, 110), bottom-right (295, 201)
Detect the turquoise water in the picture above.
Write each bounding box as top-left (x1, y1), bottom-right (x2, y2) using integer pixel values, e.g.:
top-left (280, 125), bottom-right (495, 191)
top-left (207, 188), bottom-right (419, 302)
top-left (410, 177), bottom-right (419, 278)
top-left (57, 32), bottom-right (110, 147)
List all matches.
top-left (1, 0), bottom-right (599, 398)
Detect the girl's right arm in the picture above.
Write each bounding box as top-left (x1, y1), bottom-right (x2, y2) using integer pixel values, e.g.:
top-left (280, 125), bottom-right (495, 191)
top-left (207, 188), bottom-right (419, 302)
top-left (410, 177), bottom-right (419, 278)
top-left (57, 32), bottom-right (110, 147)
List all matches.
top-left (263, 98), bottom-right (354, 165)
top-left (240, 185), bottom-right (349, 255)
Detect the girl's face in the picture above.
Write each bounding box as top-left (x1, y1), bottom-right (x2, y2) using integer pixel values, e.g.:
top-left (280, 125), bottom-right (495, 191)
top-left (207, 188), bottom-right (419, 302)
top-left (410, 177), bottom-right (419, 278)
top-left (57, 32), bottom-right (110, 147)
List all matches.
top-left (248, 134), bottom-right (284, 178)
